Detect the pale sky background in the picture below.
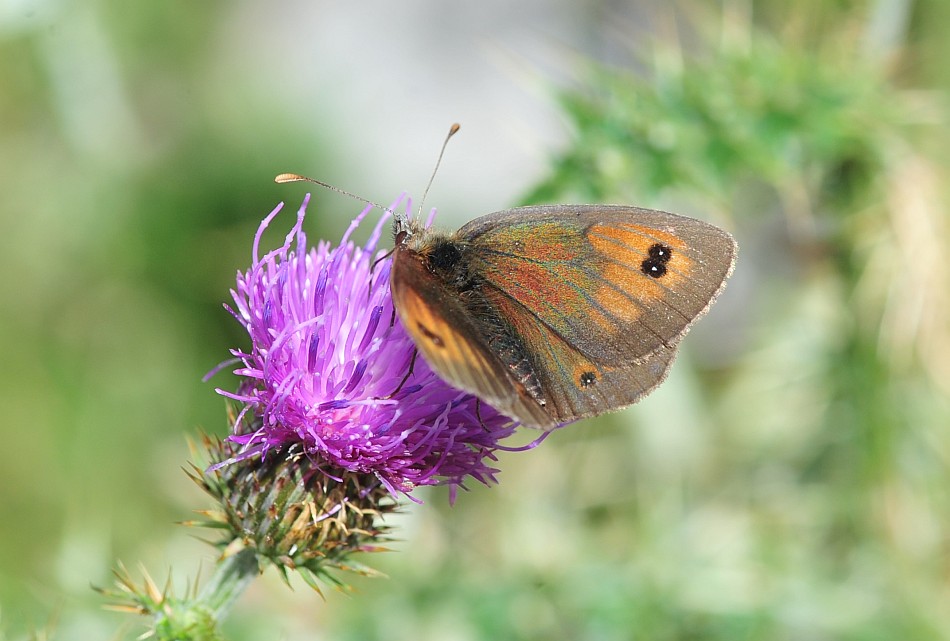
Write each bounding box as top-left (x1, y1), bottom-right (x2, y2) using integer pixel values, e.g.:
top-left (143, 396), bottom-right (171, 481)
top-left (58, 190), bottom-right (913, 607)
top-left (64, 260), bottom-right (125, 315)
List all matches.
top-left (212, 0), bottom-right (662, 224)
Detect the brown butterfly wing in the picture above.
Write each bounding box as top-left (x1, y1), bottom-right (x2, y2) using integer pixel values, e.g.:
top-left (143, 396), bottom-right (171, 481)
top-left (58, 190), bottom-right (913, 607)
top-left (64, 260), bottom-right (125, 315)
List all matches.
top-left (459, 205), bottom-right (737, 366)
top-left (482, 285), bottom-right (679, 425)
top-left (389, 244), bottom-right (552, 427)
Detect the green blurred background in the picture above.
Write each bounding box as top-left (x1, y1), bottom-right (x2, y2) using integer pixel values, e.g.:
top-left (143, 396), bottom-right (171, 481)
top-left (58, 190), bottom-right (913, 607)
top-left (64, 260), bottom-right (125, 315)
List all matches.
top-left (2, 1), bottom-right (949, 639)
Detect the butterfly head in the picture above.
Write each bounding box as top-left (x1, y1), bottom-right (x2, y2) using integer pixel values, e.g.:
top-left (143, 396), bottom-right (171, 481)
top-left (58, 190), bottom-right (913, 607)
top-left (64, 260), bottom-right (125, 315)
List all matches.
top-left (392, 211), bottom-right (417, 249)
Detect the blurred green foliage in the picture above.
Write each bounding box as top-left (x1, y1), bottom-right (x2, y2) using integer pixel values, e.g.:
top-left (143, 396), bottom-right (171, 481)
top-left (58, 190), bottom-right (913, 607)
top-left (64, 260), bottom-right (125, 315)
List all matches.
top-left (1, 1), bottom-right (949, 640)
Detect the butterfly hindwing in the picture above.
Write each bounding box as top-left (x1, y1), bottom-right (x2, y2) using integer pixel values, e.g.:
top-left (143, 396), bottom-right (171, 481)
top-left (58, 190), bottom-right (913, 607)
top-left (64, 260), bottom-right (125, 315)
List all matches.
top-left (482, 285), bottom-right (678, 425)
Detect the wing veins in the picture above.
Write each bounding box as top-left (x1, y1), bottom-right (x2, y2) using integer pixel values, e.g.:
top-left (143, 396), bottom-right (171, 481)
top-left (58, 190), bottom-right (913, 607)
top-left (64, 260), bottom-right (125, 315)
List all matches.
top-left (596, 257), bottom-right (696, 324)
top-left (587, 226), bottom-right (708, 261)
top-left (476, 249), bottom-right (680, 357)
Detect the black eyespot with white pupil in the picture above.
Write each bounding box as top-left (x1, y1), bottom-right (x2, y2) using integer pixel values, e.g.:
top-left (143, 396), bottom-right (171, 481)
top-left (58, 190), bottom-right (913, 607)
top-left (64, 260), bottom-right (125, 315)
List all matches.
top-left (641, 243), bottom-right (673, 278)
top-left (579, 371), bottom-right (597, 387)
top-left (648, 243), bottom-right (672, 261)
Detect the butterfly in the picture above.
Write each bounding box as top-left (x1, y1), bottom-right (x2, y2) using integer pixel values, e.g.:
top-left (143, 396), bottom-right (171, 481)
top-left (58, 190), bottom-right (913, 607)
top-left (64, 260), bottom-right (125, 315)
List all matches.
top-left (389, 204), bottom-right (737, 429)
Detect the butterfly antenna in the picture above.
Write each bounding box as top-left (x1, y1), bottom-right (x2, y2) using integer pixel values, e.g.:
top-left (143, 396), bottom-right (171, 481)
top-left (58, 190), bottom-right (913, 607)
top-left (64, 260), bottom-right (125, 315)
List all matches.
top-left (274, 173), bottom-right (390, 214)
top-left (275, 173), bottom-right (397, 299)
top-left (417, 122), bottom-right (460, 220)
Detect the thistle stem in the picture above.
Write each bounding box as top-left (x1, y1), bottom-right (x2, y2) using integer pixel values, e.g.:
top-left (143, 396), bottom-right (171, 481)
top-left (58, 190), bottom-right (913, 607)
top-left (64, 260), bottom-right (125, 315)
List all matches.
top-left (197, 546), bottom-right (260, 619)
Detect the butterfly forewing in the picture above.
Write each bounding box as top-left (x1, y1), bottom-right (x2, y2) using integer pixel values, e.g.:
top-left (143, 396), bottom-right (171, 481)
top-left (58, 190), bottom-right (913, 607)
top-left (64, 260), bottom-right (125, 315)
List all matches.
top-left (459, 205), bottom-right (737, 365)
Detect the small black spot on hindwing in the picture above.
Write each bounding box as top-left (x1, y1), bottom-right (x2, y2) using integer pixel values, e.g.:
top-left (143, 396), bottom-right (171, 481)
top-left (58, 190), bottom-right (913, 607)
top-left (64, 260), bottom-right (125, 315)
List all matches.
top-left (579, 371), bottom-right (597, 387)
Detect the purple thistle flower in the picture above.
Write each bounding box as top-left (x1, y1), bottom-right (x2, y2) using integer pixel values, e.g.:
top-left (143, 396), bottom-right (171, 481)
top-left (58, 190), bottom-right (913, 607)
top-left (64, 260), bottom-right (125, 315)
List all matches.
top-left (217, 195), bottom-right (527, 497)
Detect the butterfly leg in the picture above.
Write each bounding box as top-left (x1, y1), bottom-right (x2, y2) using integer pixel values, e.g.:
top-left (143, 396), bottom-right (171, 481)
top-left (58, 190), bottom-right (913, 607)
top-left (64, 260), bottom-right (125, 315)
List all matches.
top-left (369, 249), bottom-right (396, 300)
top-left (474, 397), bottom-right (490, 432)
top-left (388, 304), bottom-right (398, 328)
top-left (383, 347), bottom-right (418, 399)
